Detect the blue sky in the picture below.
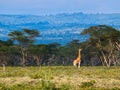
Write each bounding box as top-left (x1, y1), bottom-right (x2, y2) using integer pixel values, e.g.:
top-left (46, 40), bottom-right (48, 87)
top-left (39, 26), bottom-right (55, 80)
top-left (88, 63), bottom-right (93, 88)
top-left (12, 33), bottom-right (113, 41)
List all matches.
top-left (0, 0), bottom-right (120, 15)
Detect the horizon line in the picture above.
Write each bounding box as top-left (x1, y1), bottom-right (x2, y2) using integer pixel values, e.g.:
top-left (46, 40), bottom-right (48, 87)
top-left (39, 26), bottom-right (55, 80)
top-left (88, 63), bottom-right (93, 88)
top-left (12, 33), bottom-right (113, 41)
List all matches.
top-left (0, 11), bottom-right (120, 16)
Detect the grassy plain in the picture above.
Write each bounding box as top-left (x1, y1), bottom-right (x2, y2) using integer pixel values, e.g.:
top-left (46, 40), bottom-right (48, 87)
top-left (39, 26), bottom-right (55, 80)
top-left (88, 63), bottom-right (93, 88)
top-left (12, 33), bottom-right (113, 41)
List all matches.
top-left (0, 66), bottom-right (120, 90)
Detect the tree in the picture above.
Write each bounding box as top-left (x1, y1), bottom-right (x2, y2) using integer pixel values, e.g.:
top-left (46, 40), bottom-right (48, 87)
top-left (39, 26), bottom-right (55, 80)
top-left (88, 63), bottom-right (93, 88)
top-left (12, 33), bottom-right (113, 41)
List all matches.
top-left (8, 29), bottom-right (40, 66)
top-left (81, 25), bottom-right (120, 67)
top-left (28, 44), bottom-right (49, 66)
top-left (47, 43), bottom-right (61, 65)
top-left (0, 40), bottom-right (14, 70)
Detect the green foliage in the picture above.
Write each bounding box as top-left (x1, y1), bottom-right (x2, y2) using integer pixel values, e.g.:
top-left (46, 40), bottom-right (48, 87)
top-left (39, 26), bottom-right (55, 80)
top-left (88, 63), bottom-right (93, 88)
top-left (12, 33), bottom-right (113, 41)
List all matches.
top-left (23, 28), bottom-right (40, 37)
top-left (30, 73), bottom-right (43, 79)
top-left (0, 83), bottom-right (7, 90)
top-left (81, 80), bottom-right (95, 88)
top-left (0, 81), bottom-right (58, 90)
top-left (81, 25), bottom-right (120, 44)
top-left (47, 43), bottom-right (61, 55)
top-left (8, 29), bottom-right (40, 46)
top-left (40, 80), bottom-right (57, 90)
top-left (81, 25), bottom-right (120, 67)
top-left (28, 44), bottom-right (49, 55)
top-left (0, 40), bottom-right (13, 46)
top-left (60, 84), bottom-right (72, 90)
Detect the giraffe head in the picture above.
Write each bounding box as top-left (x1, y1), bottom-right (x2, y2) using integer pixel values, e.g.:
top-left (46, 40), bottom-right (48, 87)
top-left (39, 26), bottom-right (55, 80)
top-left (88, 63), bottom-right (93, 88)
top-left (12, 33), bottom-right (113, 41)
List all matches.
top-left (79, 48), bottom-right (82, 51)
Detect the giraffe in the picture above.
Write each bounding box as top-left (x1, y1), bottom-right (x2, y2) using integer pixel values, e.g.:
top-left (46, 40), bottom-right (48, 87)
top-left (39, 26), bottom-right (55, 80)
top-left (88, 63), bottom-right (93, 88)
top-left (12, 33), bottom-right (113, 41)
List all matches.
top-left (73, 49), bottom-right (82, 68)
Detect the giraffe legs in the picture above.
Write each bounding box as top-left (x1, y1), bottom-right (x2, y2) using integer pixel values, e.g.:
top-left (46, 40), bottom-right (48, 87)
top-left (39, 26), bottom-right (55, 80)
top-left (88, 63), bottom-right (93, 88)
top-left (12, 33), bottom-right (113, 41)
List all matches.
top-left (73, 60), bottom-right (81, 68)
top-left (78, 61), bottom-right (81, 68)
top-left (73, 61), bottom-right (77, 67)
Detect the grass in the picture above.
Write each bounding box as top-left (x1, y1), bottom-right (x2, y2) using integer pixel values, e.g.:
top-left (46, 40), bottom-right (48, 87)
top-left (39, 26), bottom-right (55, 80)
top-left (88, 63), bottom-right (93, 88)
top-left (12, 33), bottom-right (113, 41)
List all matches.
top-left (0, 66), bottom-right (120, 90)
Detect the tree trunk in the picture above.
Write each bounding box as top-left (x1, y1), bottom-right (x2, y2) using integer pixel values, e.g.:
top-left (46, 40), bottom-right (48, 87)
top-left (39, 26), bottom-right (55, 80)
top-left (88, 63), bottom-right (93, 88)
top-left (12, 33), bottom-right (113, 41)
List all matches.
top-left (99, 56), bottom-right (105, 66)
top-left (97, 39), bottom-right (110, 67)
top-left (22, 55), bottom-right (26, 67)
top-left (100, 50), bottom-right (110, 67)
top-left (33, 56), bottom-right (41, 66)
top-left (21, 47), bottom-right (27, 67)
top-left (115, 42), bottom-right (120, 50)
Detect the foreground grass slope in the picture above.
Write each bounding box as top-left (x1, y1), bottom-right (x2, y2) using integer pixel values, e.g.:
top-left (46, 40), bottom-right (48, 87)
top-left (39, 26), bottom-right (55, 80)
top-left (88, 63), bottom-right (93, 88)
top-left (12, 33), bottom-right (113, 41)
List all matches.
top-left (0, 66), bottom-right (120, 90)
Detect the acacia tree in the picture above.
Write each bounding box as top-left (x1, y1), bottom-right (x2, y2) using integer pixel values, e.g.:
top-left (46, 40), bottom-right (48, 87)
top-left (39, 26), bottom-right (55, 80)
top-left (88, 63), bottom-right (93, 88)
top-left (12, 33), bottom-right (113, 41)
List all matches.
top-left (8, 29), bottom-right (40, 66)
top-left (81, 25), bottom-right (120, 67)
top-left (28, 44), bottom-right (49, 66)
top-left (47, 43), bottom-right (61, 65)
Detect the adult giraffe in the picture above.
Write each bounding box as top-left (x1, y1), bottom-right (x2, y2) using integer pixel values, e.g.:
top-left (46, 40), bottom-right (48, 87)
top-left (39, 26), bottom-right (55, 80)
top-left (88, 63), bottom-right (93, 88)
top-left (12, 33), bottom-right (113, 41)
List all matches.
top-left (73, 49), bottom-right (82, 68)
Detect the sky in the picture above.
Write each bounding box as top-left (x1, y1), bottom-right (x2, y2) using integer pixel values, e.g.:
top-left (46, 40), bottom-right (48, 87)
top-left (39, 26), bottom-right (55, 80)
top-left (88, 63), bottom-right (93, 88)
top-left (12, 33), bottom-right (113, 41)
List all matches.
top-left (0, 0), bottom-right (120, 15)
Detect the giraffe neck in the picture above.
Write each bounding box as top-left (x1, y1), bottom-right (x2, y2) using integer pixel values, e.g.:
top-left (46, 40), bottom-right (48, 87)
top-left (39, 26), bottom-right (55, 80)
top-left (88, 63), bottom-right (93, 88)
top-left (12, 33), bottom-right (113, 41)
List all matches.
top-left (77, 50), bottom-right (81, 59)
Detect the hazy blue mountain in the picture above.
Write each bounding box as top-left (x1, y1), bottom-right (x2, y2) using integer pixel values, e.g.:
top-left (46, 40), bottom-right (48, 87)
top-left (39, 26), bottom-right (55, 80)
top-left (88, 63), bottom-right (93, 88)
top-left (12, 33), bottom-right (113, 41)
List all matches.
top-left (0, 13), bottom-right (120, 45)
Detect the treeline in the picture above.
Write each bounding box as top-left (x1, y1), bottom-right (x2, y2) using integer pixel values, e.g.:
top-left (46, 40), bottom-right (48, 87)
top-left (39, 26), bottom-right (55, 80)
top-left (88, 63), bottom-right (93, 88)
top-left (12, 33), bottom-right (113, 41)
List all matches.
top-left (0, 25), bottom-right (120, 67)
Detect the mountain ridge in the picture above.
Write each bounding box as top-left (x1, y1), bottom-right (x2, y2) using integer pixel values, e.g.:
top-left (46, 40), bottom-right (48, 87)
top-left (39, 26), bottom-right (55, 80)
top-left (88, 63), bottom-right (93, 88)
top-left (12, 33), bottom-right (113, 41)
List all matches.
top-left (0, 12), bottom-right (120, 45)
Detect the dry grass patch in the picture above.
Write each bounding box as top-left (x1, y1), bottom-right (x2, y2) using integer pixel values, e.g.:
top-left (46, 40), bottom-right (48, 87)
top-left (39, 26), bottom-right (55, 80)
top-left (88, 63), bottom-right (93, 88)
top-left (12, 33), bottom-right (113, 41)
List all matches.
top-left (52, 75), bottom-right (120, 89)
top-left (0, 66), bottom-right (120, 90)
top-left (0, 77), bottom-right (36, 86)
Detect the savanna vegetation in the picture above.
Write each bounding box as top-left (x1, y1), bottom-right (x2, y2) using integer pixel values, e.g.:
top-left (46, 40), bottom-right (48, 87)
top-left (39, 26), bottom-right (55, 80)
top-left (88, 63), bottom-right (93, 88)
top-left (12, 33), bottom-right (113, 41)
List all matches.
top-left (0, 25), bottom-right (120, 89)
top-left (0, 66), bottom-right (120, 90)
top-left (0, 25), bottom-right (120, 67)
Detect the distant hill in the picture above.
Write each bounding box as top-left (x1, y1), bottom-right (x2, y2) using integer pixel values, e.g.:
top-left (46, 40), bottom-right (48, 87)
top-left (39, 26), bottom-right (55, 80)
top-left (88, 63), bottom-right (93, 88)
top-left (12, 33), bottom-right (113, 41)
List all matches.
top-left (0, 13), bottom-right (120, 45)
